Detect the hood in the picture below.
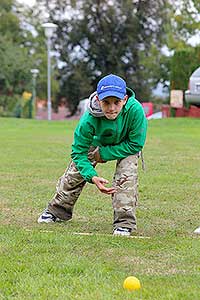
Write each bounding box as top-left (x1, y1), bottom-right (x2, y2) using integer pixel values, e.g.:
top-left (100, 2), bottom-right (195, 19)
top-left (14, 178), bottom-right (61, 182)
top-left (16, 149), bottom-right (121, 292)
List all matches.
top-left (88, 87), bottom-right (136, 117)
top-left (88, 92), bottom-right (105, 117)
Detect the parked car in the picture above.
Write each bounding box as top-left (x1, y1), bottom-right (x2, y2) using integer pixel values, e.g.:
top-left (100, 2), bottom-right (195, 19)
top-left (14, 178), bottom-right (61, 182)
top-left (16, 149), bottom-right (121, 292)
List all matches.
top-left (185, 66), bottom-right (200, 105)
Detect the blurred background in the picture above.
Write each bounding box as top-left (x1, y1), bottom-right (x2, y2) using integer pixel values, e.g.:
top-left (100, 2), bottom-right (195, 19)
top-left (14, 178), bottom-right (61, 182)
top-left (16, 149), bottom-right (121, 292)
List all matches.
top-left (1, 0), bottom-right (200, 120)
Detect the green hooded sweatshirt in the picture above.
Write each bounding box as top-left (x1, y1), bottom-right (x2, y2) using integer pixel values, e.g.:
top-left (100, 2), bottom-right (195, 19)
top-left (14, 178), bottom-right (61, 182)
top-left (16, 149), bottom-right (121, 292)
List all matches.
top-left (71, 88), bottom-right (147, 182)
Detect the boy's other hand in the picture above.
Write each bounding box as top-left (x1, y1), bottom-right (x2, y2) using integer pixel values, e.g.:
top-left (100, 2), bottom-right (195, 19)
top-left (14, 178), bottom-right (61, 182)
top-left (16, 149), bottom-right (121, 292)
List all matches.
top-left (92, 176), bottom-right (116, 194)
top-left (93, 148), bottom-right (106, 163)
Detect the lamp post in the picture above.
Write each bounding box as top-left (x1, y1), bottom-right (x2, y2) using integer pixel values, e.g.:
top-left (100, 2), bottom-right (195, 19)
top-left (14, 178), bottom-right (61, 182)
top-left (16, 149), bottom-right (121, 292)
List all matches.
top-left (30, 68), bottom-right (39, 119)
top-left (42, 22), bottom-right (58, 121)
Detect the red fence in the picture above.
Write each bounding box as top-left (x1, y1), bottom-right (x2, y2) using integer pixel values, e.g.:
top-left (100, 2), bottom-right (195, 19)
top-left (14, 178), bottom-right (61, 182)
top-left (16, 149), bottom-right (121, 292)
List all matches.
top-left (161, 105), bottom-right (200, 118)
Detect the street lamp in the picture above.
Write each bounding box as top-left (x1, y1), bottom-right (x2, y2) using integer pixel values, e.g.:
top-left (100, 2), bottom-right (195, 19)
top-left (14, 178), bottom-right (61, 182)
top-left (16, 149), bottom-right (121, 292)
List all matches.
top-left (42, 22), bottom-right (58, 121)
top-left (30, 68), bottom-right (39, 119)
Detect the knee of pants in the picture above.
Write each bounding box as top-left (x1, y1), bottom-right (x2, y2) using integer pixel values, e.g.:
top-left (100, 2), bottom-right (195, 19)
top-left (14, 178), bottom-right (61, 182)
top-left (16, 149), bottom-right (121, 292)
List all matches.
top-left (114, 205), bottom-right (135, 212)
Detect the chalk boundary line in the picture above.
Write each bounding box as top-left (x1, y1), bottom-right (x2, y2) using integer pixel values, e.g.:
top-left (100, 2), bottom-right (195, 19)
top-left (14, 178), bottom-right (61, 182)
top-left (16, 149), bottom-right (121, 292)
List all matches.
top-left (25, 229), bottom-right (150, 239)
top-left (73, 232), bottom-right (150, 239)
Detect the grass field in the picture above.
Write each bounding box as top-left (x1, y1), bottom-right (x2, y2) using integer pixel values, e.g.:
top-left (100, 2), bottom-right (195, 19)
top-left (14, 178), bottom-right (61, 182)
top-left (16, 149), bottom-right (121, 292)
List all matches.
top-left (0, 117), bottom-right (199, 300)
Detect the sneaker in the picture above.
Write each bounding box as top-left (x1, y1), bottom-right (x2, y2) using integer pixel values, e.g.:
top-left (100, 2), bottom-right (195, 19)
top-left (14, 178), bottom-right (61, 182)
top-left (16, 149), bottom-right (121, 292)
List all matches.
top-left (194, 226), bottom-right (200, 234)
top-left (113, 227), bottom-right (131, 236)
top-left (37, 209), bottom-right (61, 223)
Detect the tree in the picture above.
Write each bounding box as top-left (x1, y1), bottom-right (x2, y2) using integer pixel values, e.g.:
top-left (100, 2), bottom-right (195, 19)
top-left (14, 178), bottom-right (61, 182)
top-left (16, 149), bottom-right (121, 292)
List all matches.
top-left (14, 0), bottom-right (200, 115)
top-left (170, 47), bottom-right (200, 91)
top-left (33, 0), bottom-right (169, 114)
top-left (163, 0), bottom-right (200, 92)
top-left (15, 0), bottom-right (60, 104)
top-left (0, 0), bottom-right (22, 43)
top-left (165, 0), bottom-right (200, 50)
top-left (0, 0), bottom-right (36, 115)
top-left (66, 1), bottom-right (169, 110)
top-left (0, 36), bottom-right (32, 95)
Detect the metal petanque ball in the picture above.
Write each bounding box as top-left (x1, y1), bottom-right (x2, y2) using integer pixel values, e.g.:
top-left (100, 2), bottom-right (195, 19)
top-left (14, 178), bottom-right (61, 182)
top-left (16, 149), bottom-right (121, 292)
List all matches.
top-left (123, 276), bottom-right (141, 291)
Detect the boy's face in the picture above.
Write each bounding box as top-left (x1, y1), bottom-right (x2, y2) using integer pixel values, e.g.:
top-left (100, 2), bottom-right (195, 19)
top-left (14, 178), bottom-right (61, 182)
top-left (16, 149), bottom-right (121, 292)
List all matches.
top-left (97, 96), bottom-right (128, 120)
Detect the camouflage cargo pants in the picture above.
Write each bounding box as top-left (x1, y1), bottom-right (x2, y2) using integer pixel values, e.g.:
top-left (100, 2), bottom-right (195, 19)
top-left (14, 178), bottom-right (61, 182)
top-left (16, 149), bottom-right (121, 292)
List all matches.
top-left (48, 147), bottom-right (139, 231)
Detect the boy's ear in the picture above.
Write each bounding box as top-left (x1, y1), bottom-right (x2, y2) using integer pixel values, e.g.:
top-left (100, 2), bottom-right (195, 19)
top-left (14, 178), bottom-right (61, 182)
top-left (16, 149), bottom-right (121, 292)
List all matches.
top-left (124, 95), bottom-right (128, 103)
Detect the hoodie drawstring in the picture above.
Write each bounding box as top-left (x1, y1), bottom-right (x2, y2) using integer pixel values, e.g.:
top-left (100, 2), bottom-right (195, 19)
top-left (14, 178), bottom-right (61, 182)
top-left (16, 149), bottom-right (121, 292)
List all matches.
top-left (140, 150), bottom-right (145, 171)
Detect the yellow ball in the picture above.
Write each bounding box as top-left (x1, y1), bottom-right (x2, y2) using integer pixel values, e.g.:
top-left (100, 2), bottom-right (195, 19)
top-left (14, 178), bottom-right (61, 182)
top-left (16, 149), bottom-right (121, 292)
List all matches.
top-left (123, 276), bottom-right (141, 291)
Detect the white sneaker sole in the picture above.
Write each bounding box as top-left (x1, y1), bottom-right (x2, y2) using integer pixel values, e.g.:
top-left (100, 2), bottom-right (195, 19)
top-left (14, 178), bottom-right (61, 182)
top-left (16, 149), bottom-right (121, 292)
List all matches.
top-left (113, 232), bottom-right (131, 236)
top-left (37, 216), bottom-right (55, 223)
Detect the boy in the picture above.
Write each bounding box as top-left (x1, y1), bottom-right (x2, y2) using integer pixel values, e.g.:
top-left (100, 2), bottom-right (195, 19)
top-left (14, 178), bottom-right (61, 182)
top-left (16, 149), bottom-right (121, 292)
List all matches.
top-left (38, 74), bottom-right (147, 236)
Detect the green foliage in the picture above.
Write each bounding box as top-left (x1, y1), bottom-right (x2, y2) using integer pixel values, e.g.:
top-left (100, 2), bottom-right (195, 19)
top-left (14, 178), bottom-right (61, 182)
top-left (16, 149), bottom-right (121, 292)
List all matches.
top-left (0, 94), bottom-right (21, 117)
top-left (59, 62), bottom-right (92, 115)
top-left (0, 0), bottom-right (34, 116)
top-left (159, 0), bottom-right (200, 94)
top-left (2, 0), bottom-right (200, 117)
top-left (0, 37), bottom-right (31, 117)
top-left (0, 0), bottom-right (27, 44)
top-left (170, 47), bottom-right (200, 90)
top-left (165, 0), bottom-right (200, 50)
top-left (0, 0), bottom-right (60, 114)
top-left (21, 96), bottom-right (33, 119)
top-left (0, 10), bottom-right (20, 43)
top-left (35, 0), bottom-right (168, 113)
top-left (0, 118), bottom-right (200, 299)
top-left (0, 36), bottom-right (33, 95)
top-left (20, 0), bottom-right (200, 114)
top-left (0, 93), bottom-right (34, 118)
top-left (140, 44), bottom-right (171, 91)
top-left (26, 25), bottom-right (59, 102)
top-left (0, 0), bottom-right (13, 11)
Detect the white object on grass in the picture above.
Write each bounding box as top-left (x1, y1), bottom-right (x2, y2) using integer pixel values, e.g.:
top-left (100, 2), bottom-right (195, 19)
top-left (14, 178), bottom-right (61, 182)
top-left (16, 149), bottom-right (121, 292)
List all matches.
top-left (194, 227), bottom-right (200, 234)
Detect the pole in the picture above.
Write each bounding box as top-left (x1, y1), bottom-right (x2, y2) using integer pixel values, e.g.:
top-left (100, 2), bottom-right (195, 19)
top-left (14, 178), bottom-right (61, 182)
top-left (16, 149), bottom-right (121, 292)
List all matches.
top-left (32, 75), bottom-right (36, 118)
top-left (47, 36), bottom-right (51, 121)
top-left (30, 69), bottom-right (39, 119)
top-left (29, 76), bottom-right (36, 119)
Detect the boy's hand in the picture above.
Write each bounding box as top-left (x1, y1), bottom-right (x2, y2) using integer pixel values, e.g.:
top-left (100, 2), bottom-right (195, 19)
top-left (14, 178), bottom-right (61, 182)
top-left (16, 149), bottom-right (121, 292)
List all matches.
top-left (92, 176), bottom-right (116, 194)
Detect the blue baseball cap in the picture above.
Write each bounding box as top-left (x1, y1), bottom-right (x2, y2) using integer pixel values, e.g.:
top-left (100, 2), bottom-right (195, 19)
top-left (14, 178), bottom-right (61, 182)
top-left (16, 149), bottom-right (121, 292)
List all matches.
top-left (97, 74), bottom-right (126, 100)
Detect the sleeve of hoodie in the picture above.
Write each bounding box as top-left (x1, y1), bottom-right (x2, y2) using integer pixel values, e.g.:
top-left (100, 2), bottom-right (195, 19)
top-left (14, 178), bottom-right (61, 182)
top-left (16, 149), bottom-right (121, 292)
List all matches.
top-left (71, 112), bottom-right (98, 183)
top-left (99, 104), bottom-right (147, 161)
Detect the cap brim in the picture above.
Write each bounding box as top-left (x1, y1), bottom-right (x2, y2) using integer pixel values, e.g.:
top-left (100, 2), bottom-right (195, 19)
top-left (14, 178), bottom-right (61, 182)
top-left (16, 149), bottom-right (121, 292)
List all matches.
top-left (98, 91), bottom-right (125, 101)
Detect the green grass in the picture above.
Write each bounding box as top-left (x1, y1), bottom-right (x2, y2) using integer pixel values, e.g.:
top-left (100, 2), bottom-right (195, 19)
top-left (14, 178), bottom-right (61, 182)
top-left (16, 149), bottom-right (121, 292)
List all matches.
top-left (0, 117), bottom-right (199, 300)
